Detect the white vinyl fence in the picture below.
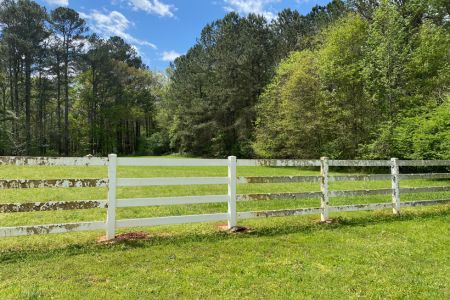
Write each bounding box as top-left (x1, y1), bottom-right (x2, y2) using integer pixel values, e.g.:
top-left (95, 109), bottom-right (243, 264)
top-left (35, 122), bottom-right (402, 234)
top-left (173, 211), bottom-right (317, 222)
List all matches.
top-left (0, 155), bottom-right (449, 240)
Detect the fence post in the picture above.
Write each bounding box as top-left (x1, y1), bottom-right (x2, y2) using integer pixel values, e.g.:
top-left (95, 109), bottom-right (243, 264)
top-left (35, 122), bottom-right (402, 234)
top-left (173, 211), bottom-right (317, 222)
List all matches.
top-left (320, 157), bottom-right (329, 222)
top-left (106, 154), bottom-right (117, 240)
top-left (390, 157), bottom-right (400, 215)
top-left (227, 156), bottom-right (237, 229)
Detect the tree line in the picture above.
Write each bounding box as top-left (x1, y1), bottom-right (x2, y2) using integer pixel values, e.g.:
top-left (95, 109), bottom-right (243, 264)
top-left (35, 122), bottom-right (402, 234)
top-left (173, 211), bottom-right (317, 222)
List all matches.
top-left (0, 0), bottom-right (163, 156)
top-left (161, 0), bottom-right (449, 159)
top-left (1, 0), bottom-right (449, 159)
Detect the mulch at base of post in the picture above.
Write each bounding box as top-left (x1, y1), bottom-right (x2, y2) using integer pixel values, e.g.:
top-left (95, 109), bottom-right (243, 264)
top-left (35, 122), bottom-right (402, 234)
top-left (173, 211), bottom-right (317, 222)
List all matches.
top-left (97, 231), bottom-right (150, 243)
top-left (316, 218), bottom-right (341, 225)
top-left (217, 224), bottom-right (251, 233)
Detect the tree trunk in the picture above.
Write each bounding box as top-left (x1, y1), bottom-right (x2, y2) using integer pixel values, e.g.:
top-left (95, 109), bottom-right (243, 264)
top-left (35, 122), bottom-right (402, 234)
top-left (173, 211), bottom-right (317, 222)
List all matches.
top-left (56, 55), bottom-right (62, 155)
top-left (25, 55), bottom-right (32, 154)
top-left (38, 69), bottom-right (44, 155)
top-left (90, 66), bottom-right (96, 154)
top-left (14, 60), bottom-right (19, 152)
top-left (8, 58), bottom-right (15, 147)
top-left (63, 45), bottom-right (69, 156)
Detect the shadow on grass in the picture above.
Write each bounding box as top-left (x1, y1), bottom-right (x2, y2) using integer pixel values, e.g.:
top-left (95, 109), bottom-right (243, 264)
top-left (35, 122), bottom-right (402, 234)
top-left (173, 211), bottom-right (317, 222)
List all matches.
top-left (1, 206), bottom-right (449, 264)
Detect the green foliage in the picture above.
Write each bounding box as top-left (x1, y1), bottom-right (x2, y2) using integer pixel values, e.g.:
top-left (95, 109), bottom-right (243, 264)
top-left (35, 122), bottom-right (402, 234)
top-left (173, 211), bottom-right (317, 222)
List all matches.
top-left (0, 0), bottom-right (49, 154)
top-left (255, 2), bottom-right (449, 159)
top-left (138, 132), bottom-right (171, 156)
top-left (0, 1), bottom-right (162, 156)
top-left (0, 0), bottom-right (448, 159)
top-left (362, 0), bottom-right (409, 121)
top-left (362, 97), bottom-right (450, 159)
top-left (255, 14), bottom-right (373, 158)
top-left (318, 13), bottom-right (372, 158)
top-left (405, 20), bottom-right (450, 109)
top-left (407, 100), bottom-right (450, 160)
top-left (254, 50), bottom-right (328, 158)
top-left (163, 3), bottom-right (348, 158)
top-left (165, 13), bottom-right (276, 157)
top-left (359, 15), bottom-right (450, 159)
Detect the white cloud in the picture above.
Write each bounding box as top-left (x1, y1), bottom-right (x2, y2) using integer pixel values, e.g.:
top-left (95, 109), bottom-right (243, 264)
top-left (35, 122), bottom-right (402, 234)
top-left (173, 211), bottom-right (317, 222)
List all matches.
top-left (223, 0), bottom-right (280, 20)
top-left (127, 0), bottom-right (175, 17)
top-left (81, 10), bottom-right (157, 49)
top-left (45, 0), bottom-right (69, 6)
top-left (162, 50), bottom-right (181, 61)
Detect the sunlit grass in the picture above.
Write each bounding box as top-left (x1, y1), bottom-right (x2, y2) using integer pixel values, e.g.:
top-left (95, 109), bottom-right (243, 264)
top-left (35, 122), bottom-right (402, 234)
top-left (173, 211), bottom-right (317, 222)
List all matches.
top-left (0, 162), bottom-right (448, 298)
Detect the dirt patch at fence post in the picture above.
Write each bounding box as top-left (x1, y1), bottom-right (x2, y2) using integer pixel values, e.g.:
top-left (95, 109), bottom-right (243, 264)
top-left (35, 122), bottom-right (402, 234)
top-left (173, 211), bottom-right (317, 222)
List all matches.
top-left (97, 232), bottom-right (150, 243)
top-left (216, 224), bottom-right (251, 233)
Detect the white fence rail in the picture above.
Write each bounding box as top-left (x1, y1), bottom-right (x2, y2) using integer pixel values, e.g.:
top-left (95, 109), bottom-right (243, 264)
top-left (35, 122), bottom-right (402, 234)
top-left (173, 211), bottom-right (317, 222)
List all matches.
top-left (0, 156), bottom-right (449, 239)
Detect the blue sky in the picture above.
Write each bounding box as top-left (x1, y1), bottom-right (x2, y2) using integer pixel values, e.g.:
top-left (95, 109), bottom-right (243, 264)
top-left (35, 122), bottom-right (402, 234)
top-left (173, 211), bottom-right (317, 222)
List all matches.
top-left (37, 0), bottom-right (330, 71)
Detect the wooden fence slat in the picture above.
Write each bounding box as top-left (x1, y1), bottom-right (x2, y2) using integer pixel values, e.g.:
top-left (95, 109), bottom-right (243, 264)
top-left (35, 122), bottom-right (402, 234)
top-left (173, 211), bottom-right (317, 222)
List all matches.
top-left (118, 158), bottom-right (228, 167)
top-left (329, 189), bottom-right (392, 197)
top-left (237, 159), bottom-right (321, 167)
top-left (238, 176), bottom-right (321, 184)
top-left (329, 174), bottom-right (392, 182)
top-left (398, 160), bottom-right (450, 167)
top-left (0, 221), bottom-right (105, 237)
top-left (2, 156), bottom-right (448, 168)
top-left (329, 160), bottom-right (391, 167)
top-left (0, 178), bottom-right (108, 189)
top-left (399, 173), bottom-right (450, 180)
top-left (237, 174), bottom-right (449, 184)
top-left (399, 186), bottom-right (450, 194)
top-left (237, 191), bottom-right (322, 201)
top-left (400, 199), bottom-right (450, 207)
top-left (117, 177), bottom-right (228, 187)
top-left (329, 203), bottom-right (392, 212)
top-left (116, 213), bottom-right (228, 228)
top-left (237, 207), bottom-right (322, 219)
top-left (0, 200), bottom-right (107, 213)
top-left (326, 199), bottom-right (450, 213)
top-left (0, 156), bottom-right (107, 166)
top-left (116, 195), bottom-right (228, 207)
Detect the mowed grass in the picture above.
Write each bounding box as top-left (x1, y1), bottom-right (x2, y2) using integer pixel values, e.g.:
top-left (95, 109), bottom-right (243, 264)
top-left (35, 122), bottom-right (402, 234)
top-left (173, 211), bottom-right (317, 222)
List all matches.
top-left (0, 163), bottom-right (449, 299)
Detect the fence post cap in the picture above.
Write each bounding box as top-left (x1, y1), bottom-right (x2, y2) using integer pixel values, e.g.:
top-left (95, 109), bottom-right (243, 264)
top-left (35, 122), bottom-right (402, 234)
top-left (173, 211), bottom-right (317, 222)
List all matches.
top-left (228, 156), bottom-right (236, 161)
top-left (320, 156), bottom-right (329, 160)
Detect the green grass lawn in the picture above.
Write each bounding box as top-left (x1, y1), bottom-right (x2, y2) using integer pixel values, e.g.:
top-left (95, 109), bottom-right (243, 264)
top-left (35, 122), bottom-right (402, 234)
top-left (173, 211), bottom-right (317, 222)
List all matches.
top-left (0, 163), bottom-right (449, 299)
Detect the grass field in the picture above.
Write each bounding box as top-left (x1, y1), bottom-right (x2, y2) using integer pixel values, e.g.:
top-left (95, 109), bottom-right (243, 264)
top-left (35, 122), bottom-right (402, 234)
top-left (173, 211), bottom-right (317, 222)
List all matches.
top-left (0, 162), bottom-right (449, 299)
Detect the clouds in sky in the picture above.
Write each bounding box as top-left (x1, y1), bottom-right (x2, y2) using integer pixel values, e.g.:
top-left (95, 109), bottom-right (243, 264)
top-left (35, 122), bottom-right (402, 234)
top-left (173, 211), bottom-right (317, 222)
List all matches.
top-left (45, 0), bottom-right (69, 6)
top-left (126, 0), bottom-right (175, 17)
top-left (55, 0), bottom-right (288, 66)
top-left (79, 1), bottom-right (179, 64)
top-left (80, 10), bottom-right (157, 49)
top-left (162, 50), bottom-right (181, 61)
top-left (223, 0), bottom-right (280, 20)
